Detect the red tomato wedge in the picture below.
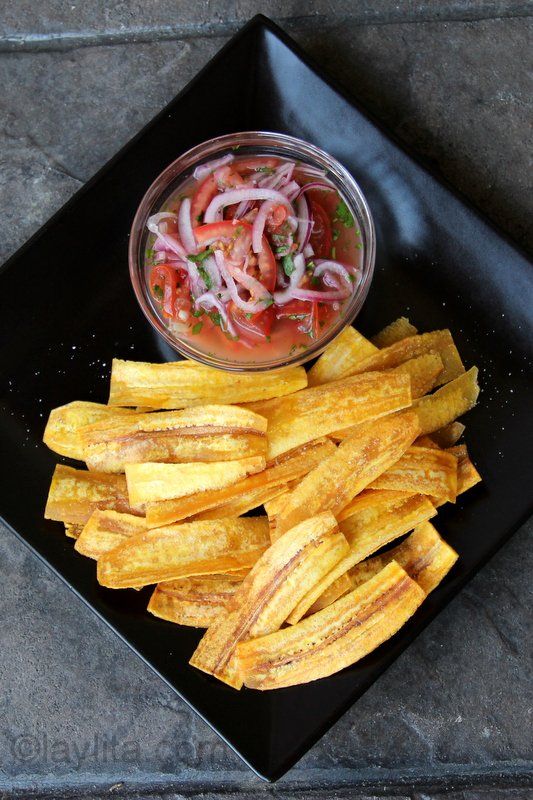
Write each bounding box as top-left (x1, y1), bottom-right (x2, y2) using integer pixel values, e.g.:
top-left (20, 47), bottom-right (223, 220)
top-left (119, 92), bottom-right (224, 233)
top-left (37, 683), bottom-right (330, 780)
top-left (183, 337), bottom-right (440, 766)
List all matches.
top-left (149, 265), bottom-right (177, 319)
top-left (190, 174), bottom-right (218, 228)
top-left (275, 300), bottom-right (310, 319)
top-left (229, 303), bottom-right (275, 340)
top-left (195, 221), bottom-right (277, 293)
top-left (309, 200), bottom-right (333, 259)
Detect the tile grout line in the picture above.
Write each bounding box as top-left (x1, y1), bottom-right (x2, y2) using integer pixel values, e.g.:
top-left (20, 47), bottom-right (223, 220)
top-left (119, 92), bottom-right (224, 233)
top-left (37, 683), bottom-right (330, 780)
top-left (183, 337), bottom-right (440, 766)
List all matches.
top-left (0, 7), bottom-right (532, 53)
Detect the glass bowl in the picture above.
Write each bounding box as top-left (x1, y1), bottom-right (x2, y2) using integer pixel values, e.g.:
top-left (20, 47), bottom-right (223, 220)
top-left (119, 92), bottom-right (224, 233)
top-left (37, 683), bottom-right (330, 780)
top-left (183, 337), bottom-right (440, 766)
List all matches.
top-left (129, 131), bottom-right (375, 371)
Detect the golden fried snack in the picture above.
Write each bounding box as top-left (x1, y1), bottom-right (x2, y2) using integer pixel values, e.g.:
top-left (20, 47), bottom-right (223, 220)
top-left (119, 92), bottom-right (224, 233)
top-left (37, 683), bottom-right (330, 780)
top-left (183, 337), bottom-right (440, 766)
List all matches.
top-left (97, 517), bottom-right (270, 589)
top-left (306, 573), bottom-right (354, 614)
top-left (144, 438), bottom-right (336, 528)
top-left (431, 421), bottom-right (465, 448)
top-left (108, 359), bottom-right (307, 409)
top-left (369, 445), bottom-right (458, 502)
top-left (80, 405), bottom-right (267, 472)
top-left (148, 576), bottom-right (241, 628)
top-left (390, 353), bottom-right (443, 398)
top-left (307, 327), bottom-right (378, 386)
top-left (64, 523), bottom-right (82, 539)
top-left (248, 371), bottom-right (412, 461)
top-left (332, 330), bottom-right (464, 385)
top-left (448, 444), bottom-right (481, 495)
top-left (286, 493), bottom-right (435, 623)
top-left (235, 561), bottom-right (425, 689)
top-left (44, 465), bottom-right (140, 525)
top-left (413, 367), bottom-right (479, 435)
top-left (372, 317), bottom-right (418, 348)
top-left (272, 410), bottom-right (420, 540)
top-left (75, 510), bottom-right (147, 560)
top-left (43, 401), bottom-right (137, 461)
top-left (125, 455), bottom-right (265, 508)
top-left (189, 512), bottom-right (349, 688)
top-left (350, 522), bottom-right (458, 594)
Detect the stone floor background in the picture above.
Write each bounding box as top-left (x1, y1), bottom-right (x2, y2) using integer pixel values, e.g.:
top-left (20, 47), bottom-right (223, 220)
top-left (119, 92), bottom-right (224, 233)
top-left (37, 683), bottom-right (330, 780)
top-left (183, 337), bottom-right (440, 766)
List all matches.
top-left (0, 2), bottom-right (532, 798)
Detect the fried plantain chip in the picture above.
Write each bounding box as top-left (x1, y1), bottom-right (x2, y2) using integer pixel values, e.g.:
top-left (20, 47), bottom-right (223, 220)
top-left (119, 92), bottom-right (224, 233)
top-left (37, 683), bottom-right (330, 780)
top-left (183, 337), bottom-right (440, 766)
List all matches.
top-left (431, 421), bottom-right (465, 448)
top-left (306, 572), bottom-right (354, 615)
top-left (371, 317), bottom-right (418, 348)
top-left (80, 405), bottom-right (267, 472)
top-left (125, 455), bottom-right (265, 508)
top-left (448, 444), bottom-right (481, 495)
top-left (369, 445), bottom-right (458, 502)
top-left (108, 359), bottom-right (307, 409)
top-left (414, 367), bottom-right (479, 435)
top-left (272, 410), bottom-right (420, 540)
top-left (97, 517), bottom-right (270, 589)
top-left (236, 561), bottom-right (425, 689)
top-left (390, 353), bottom-right (444, 398)
top-left (64, 523), bottom-right (82, 539)
top-left (336, 488), bottom-right (414, 522)
top-left (306, 327), bottom-right (378, 386)
top-left (332, 330), bottom-right (464, 385)
top-left (75, 510), bottom-right (147, 560)
top-left (45, 465), bottom-right (141, 525)
top-left (148, 576), bottom-right (241, 628)
top-left (43, 401), bottom-right (138, 461)
top-left (286, 493), bottom-right (435, 623)
top-left (350, 522), bottom-right (458, 594)
top-left (248, 372), bottom-right (412, 461)
top-left (189, 511), bottom-right (349, 688)
top-left (143, 438), bottom-right (336, 527)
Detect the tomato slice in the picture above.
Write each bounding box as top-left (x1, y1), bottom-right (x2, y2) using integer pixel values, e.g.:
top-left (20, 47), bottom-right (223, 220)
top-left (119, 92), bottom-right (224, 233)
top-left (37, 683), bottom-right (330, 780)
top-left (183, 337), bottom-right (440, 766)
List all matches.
top-left (275, 299), bottom-right (310, 320)
top-left (229, 302), bottom-right (275, 340)
top-left (195, 221), bottom-right (277, 293)
top-left (309, 200), bottom-right (333, 259)
top-left (149, 264), bottom-right (178, 318)
top-left (190, 174), bottom-right (218, 228)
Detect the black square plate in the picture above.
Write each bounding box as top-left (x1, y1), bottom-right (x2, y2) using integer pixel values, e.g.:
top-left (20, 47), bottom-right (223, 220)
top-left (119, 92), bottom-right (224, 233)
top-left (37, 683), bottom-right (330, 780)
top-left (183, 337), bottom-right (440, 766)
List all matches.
top-left (0, 15), bottom-right (532, 783)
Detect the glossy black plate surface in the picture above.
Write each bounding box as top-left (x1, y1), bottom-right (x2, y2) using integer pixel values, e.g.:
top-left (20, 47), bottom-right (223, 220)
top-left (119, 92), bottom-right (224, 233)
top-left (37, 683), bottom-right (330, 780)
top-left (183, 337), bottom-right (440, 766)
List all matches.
top-left (0, 15), bottom-right (532, 783)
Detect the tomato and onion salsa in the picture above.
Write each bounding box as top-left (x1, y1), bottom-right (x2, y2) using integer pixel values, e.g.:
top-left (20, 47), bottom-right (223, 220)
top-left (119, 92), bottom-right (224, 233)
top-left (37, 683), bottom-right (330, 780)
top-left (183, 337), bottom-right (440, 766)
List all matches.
top-left (144, 153), bottom-right (363, 361)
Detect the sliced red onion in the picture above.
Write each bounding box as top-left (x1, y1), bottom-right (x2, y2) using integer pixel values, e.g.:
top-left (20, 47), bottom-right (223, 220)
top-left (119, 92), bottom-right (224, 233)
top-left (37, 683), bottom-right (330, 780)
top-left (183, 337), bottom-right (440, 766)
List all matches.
top-left (296, 195), bottom-right (312, 254)
top-left (204, 188), bottom-right (293, 224)
top-left (193, 153), bottom-right (234, 182)
top-left (152, 231), bottom-right (187, 260)
top-left (280, 180), bottom-right (300, 201)
top-left (184, 259), bottom-right (205, 298)
top-left (228, 264), bottom-right (273, 305)
top-left (273, 253), bottom-right (306, 305)
top-left (195, 291), bottom-right (236, 337)
top-left (296, 164), bottom-right (327, 178)
top-left (313, 260), bottom-right (353, 287)
top-left (178, 197), bottom-right (197, 254)
top-left (147, 212), bottom-right (177, 233)
top-left (214, 250), bottom-right (266, 314)
top-left (294, 182), bottom-right (335, 200)
top-left (276, 263), bottom-right (289, 289)
top-left (202, 254), bottom-right (222, 289)
top-left (252, 200), bottom-right (275, 254)
top-left (292, 287), bottom-right (349, 302)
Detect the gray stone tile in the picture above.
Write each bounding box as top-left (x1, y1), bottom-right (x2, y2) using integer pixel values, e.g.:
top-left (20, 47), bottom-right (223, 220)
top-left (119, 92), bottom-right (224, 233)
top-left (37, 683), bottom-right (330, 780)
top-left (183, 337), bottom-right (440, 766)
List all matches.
top-left (0, 0), bottom-right (531, 48)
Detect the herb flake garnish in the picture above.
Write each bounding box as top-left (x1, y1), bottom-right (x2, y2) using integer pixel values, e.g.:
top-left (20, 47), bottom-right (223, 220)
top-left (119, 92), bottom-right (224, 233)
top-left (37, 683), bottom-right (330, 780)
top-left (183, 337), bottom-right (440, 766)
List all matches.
top-left (333, 199), bottom-right (354, 228)
top-left (191, 322), bottom-right (203, 335)
top-left (282, 254), bottom-right (296, 277)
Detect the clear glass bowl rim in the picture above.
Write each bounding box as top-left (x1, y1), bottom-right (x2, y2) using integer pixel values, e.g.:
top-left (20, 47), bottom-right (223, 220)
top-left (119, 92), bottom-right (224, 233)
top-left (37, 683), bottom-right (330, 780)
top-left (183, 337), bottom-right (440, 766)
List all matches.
top-left (129, 130), bottom-right (376, 372)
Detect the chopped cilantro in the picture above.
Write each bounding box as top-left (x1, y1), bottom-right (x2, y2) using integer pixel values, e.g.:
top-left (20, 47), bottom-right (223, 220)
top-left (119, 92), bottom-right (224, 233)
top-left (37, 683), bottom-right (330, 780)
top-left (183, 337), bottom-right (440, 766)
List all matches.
top-left (289, 344), bottom-right (297, 355)
top-left (265, 335), bottom-right (271, 343)
top-left (288, 314), bottom-right (307, 320)
top-left (332, 229), bottom-right (340, 241)
top-left (152, 284), bottom-right (163, 299)
top-left (197, 265), bottom-right (213, 290)
top-left (231, 145), bottom-right (241, 151)
top-left (196, 213), bottom-right (203, 223)
top-left (209, 311), bottom-right (222, 327)
top-left (191, 322), bottom-right (203, 335)
top-left (233, 225), bottom-right (244, 237)
top-left (191, 307), bottom-right (204, 318)
top-left (282, 254), bottom-right (296, 277)
top-left (331, 246), bottom-right (336, 259)
top-left (245, 312), bottom-right (253, 320)
top-left (333, 199), bottom-right (354, 228)
top-left (262, 296), bottom-right (274, 308)
top-left (255, 166), bottom-right (275, 175)
top-left (356, 243), bottom-right (363, 250)
top-left (188, 248), bottom-right (214, 264)
top-left (306, 260), bottom-right (316, 272)
top-left (311, 276), bottom-right (320, 287)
